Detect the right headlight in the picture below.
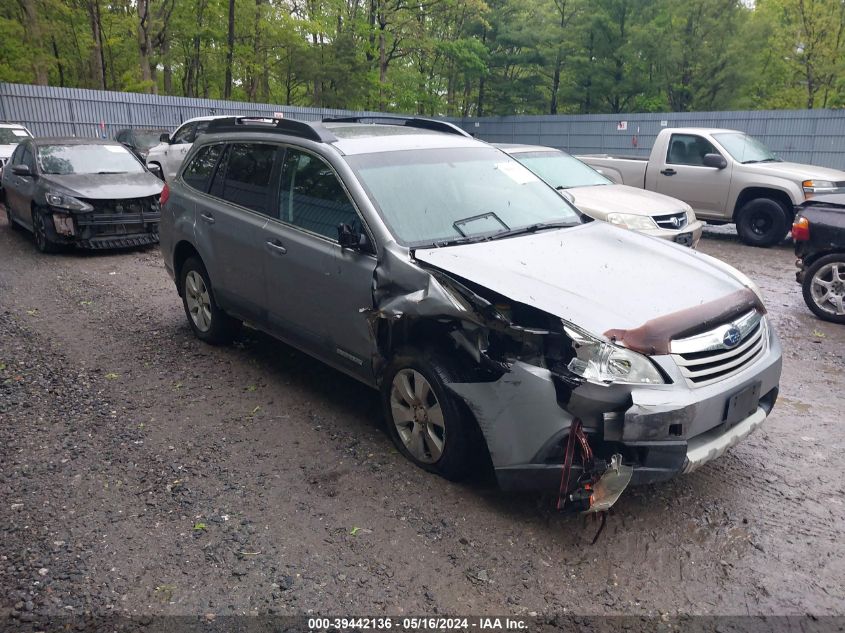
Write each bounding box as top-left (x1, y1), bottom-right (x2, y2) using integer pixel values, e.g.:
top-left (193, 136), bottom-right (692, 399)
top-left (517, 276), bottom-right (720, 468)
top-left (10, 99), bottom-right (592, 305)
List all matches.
top-left (45, 191), bottom-right (93, 212)
top-left (606, 213), bottom-right (657, 231)
top-left (564, 324), bottom-right (665, 385)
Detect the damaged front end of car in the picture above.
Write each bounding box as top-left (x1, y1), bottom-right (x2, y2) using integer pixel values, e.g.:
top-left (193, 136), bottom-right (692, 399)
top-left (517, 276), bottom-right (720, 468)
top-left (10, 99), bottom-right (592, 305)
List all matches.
top-left (365, 244), bottom-right (781, 514)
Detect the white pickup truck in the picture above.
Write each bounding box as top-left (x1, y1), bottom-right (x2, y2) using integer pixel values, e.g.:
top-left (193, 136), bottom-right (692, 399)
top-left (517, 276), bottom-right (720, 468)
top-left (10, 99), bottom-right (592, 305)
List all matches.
top-left (579, 127), bottom-right (845, 247)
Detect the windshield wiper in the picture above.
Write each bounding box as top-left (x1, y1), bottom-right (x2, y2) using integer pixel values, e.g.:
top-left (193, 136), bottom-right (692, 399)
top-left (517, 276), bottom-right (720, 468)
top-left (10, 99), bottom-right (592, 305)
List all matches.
top-left (97, 170), bottom-right (128, 174)
top-left (487, 221), bottom-right (577, 241)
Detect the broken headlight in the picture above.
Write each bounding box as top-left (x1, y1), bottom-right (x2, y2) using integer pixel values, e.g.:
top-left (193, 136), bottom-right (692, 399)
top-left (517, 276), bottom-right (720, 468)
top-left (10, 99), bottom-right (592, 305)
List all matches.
top-left (564, 325), bottom-right (664, 385)
top-left (606, 213), bottom-right (657, 231)
top-left (45, 191), bottom-right (93, 212)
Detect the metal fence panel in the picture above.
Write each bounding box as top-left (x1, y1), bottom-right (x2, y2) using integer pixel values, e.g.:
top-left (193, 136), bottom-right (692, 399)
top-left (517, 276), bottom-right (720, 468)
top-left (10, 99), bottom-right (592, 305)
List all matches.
top-left (3, 82), bottom-right (845, 169)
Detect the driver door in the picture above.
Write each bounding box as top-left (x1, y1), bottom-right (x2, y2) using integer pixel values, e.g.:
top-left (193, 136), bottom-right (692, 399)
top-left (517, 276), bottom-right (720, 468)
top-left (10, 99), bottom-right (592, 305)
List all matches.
top-left (163, 122), bottom-right (195, 181)
top-left (654, 133), bottom-right (732, 217)
top-left (262, 147), bottom-right (377, 380)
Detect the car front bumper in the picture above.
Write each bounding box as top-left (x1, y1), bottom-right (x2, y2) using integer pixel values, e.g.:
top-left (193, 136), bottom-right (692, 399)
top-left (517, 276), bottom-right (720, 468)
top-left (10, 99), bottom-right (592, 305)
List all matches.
top-left (640, 219), bottom-right (705, 248)
top-left (447, 318), bottom-right (782, 491)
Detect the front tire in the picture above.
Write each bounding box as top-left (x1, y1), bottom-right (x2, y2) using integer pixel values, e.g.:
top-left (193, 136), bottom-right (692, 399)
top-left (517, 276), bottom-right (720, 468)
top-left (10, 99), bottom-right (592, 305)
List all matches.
top-left (736, 198), bottom-right (789, 247)
top-left (802, 254), bottom-right (845, 323)
top-left (381, 347), bottom-right (473, 481)
top-left (179, 256), bottom-right (241, 344)
top-left (31, 208), bottom-right (58, 253)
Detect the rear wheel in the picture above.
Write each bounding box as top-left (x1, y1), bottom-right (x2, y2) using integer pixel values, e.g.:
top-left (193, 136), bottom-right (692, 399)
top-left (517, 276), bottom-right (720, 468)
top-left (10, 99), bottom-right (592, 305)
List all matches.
top-left (31, 208), bottom-right (58, 253)
top-left (382, 347), bottom-right (473, 481)
top-left (802, 254), bottom-right (845, 324)
top-left (179, 256), bottom-right (241, 344)
top-left (736, 198), bottom-right (789, 247)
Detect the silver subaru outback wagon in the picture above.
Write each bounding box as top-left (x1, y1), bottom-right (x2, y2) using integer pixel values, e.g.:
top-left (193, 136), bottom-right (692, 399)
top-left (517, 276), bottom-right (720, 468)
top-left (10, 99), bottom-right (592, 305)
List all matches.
top-left (159, 116), bottom-right (781, 509)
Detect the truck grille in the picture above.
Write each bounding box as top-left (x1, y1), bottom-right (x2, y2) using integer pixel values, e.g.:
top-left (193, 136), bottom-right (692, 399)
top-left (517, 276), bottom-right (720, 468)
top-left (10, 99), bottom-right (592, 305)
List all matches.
top-left (670, 311), bottom-right (767, 388)
top-left (652, 211), bottom-right (688, 230)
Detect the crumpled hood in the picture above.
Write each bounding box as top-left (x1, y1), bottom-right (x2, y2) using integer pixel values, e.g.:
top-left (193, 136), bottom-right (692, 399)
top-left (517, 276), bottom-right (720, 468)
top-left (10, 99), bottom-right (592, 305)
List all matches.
top-left (41, 172), bottom-right (163, 199)
top-left (745, 161), bottom-right (845, 182)
top-left (570, 183), bottom-right (688, 217)
top-left (414, 222), bottom-right (749, 336)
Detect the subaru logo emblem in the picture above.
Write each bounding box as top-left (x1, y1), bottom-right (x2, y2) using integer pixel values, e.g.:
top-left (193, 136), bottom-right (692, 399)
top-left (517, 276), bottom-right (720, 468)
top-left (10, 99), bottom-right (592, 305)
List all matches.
top-left (723, 325), bottom-right (742, 348)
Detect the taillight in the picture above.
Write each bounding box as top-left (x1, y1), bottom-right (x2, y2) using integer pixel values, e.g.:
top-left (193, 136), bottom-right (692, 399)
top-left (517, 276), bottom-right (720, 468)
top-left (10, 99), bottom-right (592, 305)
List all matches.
top-left (160, 182), bottom-right (170, 206)
top-left (792, 216), bottom-right (810, 241)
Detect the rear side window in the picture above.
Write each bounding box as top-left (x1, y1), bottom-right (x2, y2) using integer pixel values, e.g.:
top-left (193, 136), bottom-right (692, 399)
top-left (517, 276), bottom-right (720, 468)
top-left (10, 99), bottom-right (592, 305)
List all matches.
top-left (212, 143), bottom-right (277, 214)
top-left (182, 144), bottom-right (223, 192)
top-left (279, 149), bottom-right (359, 240)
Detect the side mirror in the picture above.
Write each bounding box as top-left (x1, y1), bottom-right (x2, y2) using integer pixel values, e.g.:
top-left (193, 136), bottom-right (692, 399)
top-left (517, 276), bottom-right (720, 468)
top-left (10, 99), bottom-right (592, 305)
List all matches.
top-left (703, 153), bottom-right (727, 169)
top-left (11, 164), bottom-right (32, 177)
top-left (159, 133), bottom-right (171, 144)
top-left (337, 223), bottom-right (371, 252)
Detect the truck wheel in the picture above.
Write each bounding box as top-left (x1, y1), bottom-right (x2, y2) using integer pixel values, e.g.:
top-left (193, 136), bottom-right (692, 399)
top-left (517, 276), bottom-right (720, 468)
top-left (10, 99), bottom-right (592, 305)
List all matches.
top-left (736, 198), bottom-right (789, 247)
top-left (179, 256), bottom-right (241, 344)
top-left (31, 208), bottom-right (59, 253)
top-left (801, 254), bottom-right (845, 324)
top-left (381, 347), bottom-right (473, 482)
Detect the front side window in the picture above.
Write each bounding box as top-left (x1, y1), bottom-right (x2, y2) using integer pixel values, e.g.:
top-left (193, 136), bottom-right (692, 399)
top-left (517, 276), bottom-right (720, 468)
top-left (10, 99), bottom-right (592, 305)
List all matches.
top-left (279, 149), bottom-right (359, 240)
top-left (666, 134), bottom-right (720, 166)
top-left (171, 123), bottom-right (194, 145)
top-left (512, 150), bottom-right (611, 188)
top-left (36, 144), bottom-right (144, 175)
top-left (213, 143), bottom-right (277, 214)
top-left (182, 144), bottom-right (223, 192)
top-left (346, 147), bottom-right (581, 246)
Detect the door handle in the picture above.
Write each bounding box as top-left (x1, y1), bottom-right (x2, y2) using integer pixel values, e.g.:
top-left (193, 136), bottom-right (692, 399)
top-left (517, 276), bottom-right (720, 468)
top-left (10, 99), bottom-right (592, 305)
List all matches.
top-left (660, 168), bottom-right (677, 176)
top-left (265, 239), bottom-right (287, 255)
top-left (200, 212), bottom-right (215, 224)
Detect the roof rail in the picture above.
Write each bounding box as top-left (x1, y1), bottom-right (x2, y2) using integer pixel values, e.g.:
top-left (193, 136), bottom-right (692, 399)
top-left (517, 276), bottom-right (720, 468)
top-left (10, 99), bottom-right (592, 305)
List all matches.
top-left (205, 116), bottom-right (337, 143)
top-left (321, 115), bottom-right (472, 138)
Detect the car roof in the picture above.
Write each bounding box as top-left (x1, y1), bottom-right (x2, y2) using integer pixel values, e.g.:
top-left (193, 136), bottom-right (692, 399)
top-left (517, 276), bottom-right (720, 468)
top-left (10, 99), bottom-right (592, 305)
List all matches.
top-left (665, 128), bottom-right (740, 135)
top-left (32, 137), bottom-right (125, 146)
top-left (182, 115), bottom-right (233, 125)
top-left (495, 143), bottom-right (566, 154)
top-left (198, 118), bottom-right (486, 155)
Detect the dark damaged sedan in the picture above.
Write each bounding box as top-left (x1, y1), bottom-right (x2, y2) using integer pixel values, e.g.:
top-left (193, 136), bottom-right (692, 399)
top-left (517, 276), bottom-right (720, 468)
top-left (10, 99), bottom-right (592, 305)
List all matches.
top-left (160, 117), bottom-right (782, 511)
top-left (2, 137), bottom-right (162, 252)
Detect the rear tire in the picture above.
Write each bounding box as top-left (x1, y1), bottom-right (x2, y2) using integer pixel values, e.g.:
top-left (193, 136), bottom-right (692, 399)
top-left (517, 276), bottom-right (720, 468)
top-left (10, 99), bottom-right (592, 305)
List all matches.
top-left (179, 256), bottom-right (241, 344)
top-left (381, 347), bottom-right (474, 481)
top-left (801, 254), bottom-right (845, 324)
top-left (31, 208), bottom-right (58, 253)
top-left (736, 198), bottom-right (789, 248)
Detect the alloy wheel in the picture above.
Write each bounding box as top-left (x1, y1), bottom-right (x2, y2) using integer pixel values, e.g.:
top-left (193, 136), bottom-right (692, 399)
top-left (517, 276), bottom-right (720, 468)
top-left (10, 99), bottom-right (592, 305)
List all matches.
top-left (810, 262), bottom-right (845, 316)
top-left (184, 270), bottom-right (213, 332)
top-left (390, 368), bottom-right (446, 464)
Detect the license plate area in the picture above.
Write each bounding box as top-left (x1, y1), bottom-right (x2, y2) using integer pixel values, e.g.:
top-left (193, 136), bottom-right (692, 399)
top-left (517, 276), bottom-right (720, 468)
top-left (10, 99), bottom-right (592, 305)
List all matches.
top-left (723, 382), bottom-right (761, 429)
top-left (674, 232), bottom-right (693, 246)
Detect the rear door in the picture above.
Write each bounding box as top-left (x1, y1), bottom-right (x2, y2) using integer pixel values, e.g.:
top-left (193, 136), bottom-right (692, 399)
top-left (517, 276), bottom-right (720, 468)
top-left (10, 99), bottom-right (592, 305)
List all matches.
top-left (262, 147), bottom-right (377, 379)
top-left (653, 133), bottom-right (732, 218)
top-left (5, 142), bottom-right (37, 226)
top-left (191, 141), bottom-right (282, 322)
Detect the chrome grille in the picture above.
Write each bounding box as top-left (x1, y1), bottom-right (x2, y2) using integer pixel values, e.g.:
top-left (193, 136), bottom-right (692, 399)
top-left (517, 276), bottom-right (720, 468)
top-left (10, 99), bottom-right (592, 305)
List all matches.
top-left (652, 211), bottom-right (688, 230)
top-left (670, 311), bottom-right (767, 388)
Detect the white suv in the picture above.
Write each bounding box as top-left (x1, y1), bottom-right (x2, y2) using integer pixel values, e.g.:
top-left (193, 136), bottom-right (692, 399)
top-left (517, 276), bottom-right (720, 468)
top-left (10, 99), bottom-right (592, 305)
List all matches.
top-left (146, 116), bottom-right (227, 182)
top-left (0, 123), bottom-right (33, 182)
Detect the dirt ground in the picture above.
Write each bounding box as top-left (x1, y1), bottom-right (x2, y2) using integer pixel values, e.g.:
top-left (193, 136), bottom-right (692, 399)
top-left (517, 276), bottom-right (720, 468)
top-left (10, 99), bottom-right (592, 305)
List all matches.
top-left (1, 214), bottom-right (843, 626)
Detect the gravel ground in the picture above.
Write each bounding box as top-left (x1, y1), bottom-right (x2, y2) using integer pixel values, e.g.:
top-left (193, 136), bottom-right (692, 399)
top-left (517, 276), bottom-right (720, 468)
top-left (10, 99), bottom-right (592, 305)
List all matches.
top-left (1, 215), bottom-right (843, 627)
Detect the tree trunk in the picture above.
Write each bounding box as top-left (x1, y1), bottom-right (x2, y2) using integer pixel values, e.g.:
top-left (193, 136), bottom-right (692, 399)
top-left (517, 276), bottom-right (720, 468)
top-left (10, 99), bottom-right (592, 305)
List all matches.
top-left (224, 0), bottom-right (235, 99)
top-left (138, 0), bottom-right (155, 92)
top-left (86, 0), bottom-right (106, 89)
top-left (19, 0), bottom-right (49, 85)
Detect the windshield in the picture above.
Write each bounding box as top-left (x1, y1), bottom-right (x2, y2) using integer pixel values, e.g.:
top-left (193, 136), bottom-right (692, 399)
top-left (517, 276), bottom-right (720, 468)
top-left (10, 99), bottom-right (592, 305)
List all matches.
top-left (347, 147), bottom-right (581, 246)
top-left (511, 150), bottom-right (611, 188)
top-left (713, 133), bottom-right (779, 164)
top-left (134, 130), bottom-right (166, 150)
top-left (0, 128), bottom-right (31, 144)
top-left (37, 144), bottom-right (145, 175)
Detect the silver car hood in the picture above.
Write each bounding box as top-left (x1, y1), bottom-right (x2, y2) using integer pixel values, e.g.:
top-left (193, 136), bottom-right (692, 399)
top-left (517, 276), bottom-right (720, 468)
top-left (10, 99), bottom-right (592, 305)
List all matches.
top-left (569, 184), bottom-right (688, 217)
top-left (41, 172), bottom-right (163, 199)
top-left (414, 222), bottom-right (747, 335)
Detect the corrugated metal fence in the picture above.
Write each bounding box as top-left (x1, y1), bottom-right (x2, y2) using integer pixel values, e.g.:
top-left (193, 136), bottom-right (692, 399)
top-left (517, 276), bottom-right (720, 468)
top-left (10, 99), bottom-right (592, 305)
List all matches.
top-left (450, 110), bottom-right (845, 170)
top-left (3, 82), bottom-right (845, 169)
top-left (0, 83), bottom-right (376, 139)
